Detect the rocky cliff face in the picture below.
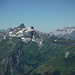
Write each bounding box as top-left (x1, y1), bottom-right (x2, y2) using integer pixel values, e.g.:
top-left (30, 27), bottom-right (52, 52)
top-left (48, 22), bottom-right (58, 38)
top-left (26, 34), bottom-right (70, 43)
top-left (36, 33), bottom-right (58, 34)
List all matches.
top-left (1, 24), bottom-right (75, 42)
top-left (0, 23), bottom-right (49, 46)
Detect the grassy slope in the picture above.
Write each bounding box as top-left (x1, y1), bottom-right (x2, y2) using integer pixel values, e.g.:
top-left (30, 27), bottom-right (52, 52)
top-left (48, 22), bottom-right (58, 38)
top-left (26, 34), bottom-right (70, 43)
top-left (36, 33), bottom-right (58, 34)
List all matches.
top-left (30, 44), bottom-right (75, 75)
top-left (0, 36), bottom-right (75, 75)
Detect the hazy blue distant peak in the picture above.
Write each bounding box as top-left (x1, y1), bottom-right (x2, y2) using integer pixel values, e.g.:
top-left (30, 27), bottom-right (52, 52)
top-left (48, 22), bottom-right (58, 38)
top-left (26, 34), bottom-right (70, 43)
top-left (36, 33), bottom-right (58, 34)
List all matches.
top-left (62, 27), bottom-right (75, 30)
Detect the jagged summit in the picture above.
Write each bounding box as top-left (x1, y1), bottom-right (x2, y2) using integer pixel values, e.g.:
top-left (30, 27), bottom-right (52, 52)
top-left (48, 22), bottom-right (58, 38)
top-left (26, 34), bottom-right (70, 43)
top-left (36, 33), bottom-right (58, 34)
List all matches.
top-left (0, 23), bottom-right (47, 45)
top-left (18, 23), bottom-right (26, 28)
top-left (30, 26), bottom-right (34, 29)
top-left (0, 24), bottom-right (75, 43)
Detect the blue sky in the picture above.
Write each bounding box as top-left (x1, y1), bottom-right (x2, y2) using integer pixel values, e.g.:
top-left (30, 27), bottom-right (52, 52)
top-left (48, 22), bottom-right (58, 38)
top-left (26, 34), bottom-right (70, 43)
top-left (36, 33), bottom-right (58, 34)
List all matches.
top-left (0, 0), bottom-right (75, 32)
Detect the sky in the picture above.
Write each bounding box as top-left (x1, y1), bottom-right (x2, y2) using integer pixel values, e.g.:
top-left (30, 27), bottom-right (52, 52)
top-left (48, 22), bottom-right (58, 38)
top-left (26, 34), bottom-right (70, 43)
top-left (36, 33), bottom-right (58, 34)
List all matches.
top-left (0, 0), bottom-right (75, 32)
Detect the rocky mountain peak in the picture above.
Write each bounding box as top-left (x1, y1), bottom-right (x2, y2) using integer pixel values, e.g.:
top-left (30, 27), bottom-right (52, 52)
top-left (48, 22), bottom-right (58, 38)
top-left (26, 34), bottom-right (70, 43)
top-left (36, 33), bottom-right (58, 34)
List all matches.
top-left (18, 23), bottom-right (25, 28)
top-left (30, 26), bottom-right (34, 29)
top-left (3, 24), bottom-right (47, 45)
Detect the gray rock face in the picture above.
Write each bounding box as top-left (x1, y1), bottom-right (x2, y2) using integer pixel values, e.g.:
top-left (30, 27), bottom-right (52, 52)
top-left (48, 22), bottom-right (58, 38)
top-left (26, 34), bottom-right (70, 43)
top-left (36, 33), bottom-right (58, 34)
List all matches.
top-left (0, 23), bottom-right (48, 45)
top-left (18, 23), bottom-right (26, 28)
top-left (1, 24), bottom-right (75, 44)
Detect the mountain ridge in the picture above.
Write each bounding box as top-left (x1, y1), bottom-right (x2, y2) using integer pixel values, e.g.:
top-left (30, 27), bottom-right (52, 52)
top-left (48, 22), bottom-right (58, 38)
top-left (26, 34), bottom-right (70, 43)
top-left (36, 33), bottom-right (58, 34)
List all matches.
top-left (0, 23), bottom-right (75, 75)
top-left (0, 23), bottom-right (50, 46)
top-left (0, 24), bottom-right (75, 41)
top-left (49, 26), bottom-right (75, 40)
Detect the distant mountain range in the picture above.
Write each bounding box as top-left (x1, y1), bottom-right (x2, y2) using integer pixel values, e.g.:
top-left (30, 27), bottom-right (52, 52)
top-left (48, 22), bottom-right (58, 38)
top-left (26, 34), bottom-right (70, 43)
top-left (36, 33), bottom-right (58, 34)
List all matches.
top-left (49, 27), bottom-right (75, 40)
top-left (0, 23), bottom-right (75, 75)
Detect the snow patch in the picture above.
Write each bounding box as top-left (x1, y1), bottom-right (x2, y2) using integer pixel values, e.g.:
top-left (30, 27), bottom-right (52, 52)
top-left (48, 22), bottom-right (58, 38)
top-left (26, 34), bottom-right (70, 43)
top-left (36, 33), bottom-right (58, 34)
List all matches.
top-left (21, 37), bottom-right (31, 42)
top-left (54, 39), bottom-right (57, 42)
top-left (25, 27), bottom-right (34, 32)
top-left (32, 35), bottom-right (35, 42)
top-left (9, 31), bottom-right (12, 34)
top-left (32, 39), bottom-right (35, 42)
top-left (65, 51), bottom-right (69, 58)
top-left (40, 42), bottom-right (42, 44)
